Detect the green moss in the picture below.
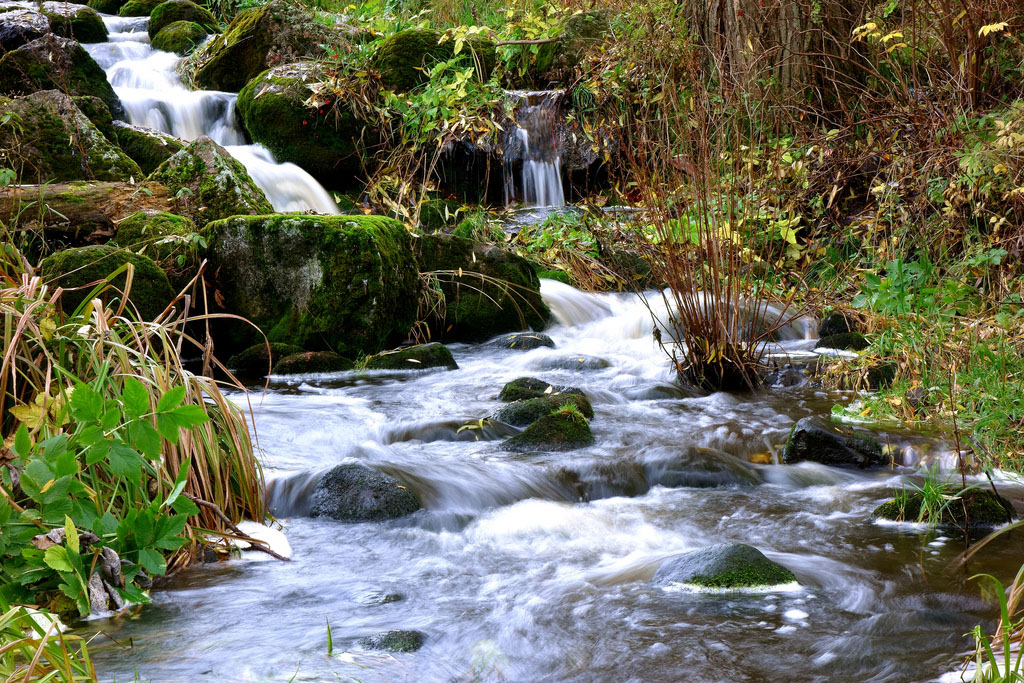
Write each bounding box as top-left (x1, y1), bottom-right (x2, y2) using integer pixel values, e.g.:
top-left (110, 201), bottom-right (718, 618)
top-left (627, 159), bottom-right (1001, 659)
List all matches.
top-left (815, 331), bottom-right (869, 351)
top-left (873, 488), bottom-right (1015, 528)
top-left (273, 351), bottom-right (354, 374)
top-left (502, 412), bottom-right (594, 452)
top-left (148, 0), bottom-right (217, 38)
top-left (88, 0), bottom-right (126, 14)
top-left (118, 0), bottom-right (161, 17)
top-left (150, 20), bottom-right (208, 54)
top-left (653, 543), bottom-right (797, 589)
top-left (499, 377), bottom-right (576, 401)
top-left (227, 342), bottom-right (304, 374)
top-left (373, 28), bottom-right (495, 92)
top-left (362, 342), bottom-right (457, 371)
top-left (417, 198), bottom-right (462, 232)
top-left (536, 268), bottom-right (570, 285)
top-left (491, 393), bottom-right (593, 427)
top-left (205, 214), bottom-right (420, 357)
top-left (115, 210), bottom-right (197, 271)
top-left (113, 121), bottom-right (185, 175)
top-left (39, 244), bottom-right (175, 320)
top-left (71, 96), bottom-right (114, 141)
top-left (41, 3), bottom-right (108, 43)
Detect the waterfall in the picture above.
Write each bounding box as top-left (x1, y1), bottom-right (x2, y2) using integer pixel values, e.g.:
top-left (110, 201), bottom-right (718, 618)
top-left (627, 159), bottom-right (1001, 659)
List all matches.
top-left (504, 91), bottom-right (565, 208)
top-left (86, 17), bottom-right (339, 214)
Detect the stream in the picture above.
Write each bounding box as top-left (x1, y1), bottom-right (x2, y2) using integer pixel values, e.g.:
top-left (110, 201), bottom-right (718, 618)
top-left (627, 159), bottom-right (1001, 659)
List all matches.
top-left (71, 17), bottom-right (1024, 683)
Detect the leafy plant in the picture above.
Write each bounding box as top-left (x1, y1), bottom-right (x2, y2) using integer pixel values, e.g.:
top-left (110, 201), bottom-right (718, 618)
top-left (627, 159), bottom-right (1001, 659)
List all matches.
top-left (0, 599), bottom-right (95, 682)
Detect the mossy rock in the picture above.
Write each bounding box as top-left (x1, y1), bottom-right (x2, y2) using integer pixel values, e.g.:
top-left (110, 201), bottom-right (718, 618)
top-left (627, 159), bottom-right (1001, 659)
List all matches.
top-left (359, 630), bottom-right (425, 653)
top-left (118, 0), bottom-right (161, 17)
top-left (818, 311), bottom-right (855, 338)
top-left (502, 412), bottom-right (594, 452)
top-left (148, 136), bottom-right (273, 225)
top-left (150, 20), bottom-right (208, 54)
top-left (488, 332), bottom-right (554, 350)
top-left (40, 2), bottom-right (108, 43)
top-left (204, 214), bottom-right (420, 357)
top-left (373, 27), bottom-right (495, 92)
top-left (189, 0), bottom-right (333, 92)
top-left (414, 233), bottom-right (551, 343)
top-left (491, 393), bottom-right (593, 427)
top-left (543, 10), bottom-right (610, 78)
top-left (0, 9), bottom-right (49, 51)
top-left (114, 210), bottom-right (197, 273)
top-left (87, 0), bottom-right (126, 14)
top-left (498, 377), bottom-right (584, 402)
top-left (310, 463), bottom-right (421, 521)
top-left (873, 488), bottom-right (1015, 529)
top-left (112, 121), bottom-right (185, 175)
top-left (273, 351), bottom-right (354, 374)
top-left (235, 62), bottom-right (374, 188)
top-left (226, 342), bottom-right (304, 374)
top-left (362, 343), bottom-right (457, 371)
top-left (0, 90), bottom-right (140, 183)
top-left (72, 95), bottom-right (114, 141)
top-left (39, 244), bottom-right (175, 320)
top-left (815, 331), bottom-right (869, 351)
top-left (0, 35), bottom-right (124, 118)
top-left (148, 0), bottom-right (216, 38)
top-left (782, 416), bottom-right (888, 468)
top-left (652, 543), bottom-right (797, 590)
top-left (417, 198), bottom-right (462, 232)
top-left (536, 268), bottom-right (570, 285)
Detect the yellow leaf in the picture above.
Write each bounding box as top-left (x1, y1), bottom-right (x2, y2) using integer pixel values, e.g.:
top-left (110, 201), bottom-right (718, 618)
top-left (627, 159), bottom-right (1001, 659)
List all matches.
top-left (40, 317), bottom-right (56, 341)
top-left (10, 403), bottom-right (45, 428)
top-left (979, 22), bottom-right (1008, 37)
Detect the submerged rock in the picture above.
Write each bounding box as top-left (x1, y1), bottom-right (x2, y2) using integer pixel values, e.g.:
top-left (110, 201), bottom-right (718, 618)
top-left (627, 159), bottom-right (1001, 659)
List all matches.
top-left (273, 351), bottom-right (354, 374)
top-left (873, 488), bottom-right (1015, 529)
top-left (310, 464), bottom-right (421, 522)
top-left (533, 354), bottom-right (610, 371)
top-left (488, 332), bottom-right (555, 350)
top-left (40, 2), bottom-right (107, 43)
top-left (227, 342), bottom-right (304, 375)
top-left (652, 543), bottom-right (796, 589)
top-left (148, 0), bottom-right (217, 38)
top-left (782, 416), bottom-right (888, 469)
top-left (112, 121), bottom-right (185, 175)
top-left (150, 20), bottom-right (208, 55)
top-left (359, 629), bottom-right (425, 653)
top-left (373, 27), bottom-right (495, 92)
top-left (491, 393), bottom-right (593, 427)
top-left (497, 377), bottom-right (584, 402)
top-left (643, 447), bottom-right (760, 489)
top-left (362, 343), bottom-right (458, 371)
top-left (502, 412), bottom-right (594, 452)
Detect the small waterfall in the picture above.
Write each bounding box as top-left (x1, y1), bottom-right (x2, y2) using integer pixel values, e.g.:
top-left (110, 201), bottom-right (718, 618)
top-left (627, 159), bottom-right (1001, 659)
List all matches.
top-left (86, 15), bottom-right (338, 214)
top-left (504, 91), bottom-right (565, 208)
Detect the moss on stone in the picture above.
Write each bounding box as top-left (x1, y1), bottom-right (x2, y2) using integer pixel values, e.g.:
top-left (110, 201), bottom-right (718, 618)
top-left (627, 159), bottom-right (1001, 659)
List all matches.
top-left (373, 28), bottom-right (495, 92)
top-left (113, 121), bottom-right (185, 175)
top-left (362, 342), bottom-right (457, 371)
top-left (115, 210), bottom-right (197, 272)
top-left (491, 393), bottom-right (593, 427)
top-left (0, 90), bottom-right (140, 183)
top-left (499, 377), bottom-right (583, 402)
top-left (536, 268), bottom-right (570, 285)
top-left (652, 543), bottom-right (796, 589)
top-left (118, 0), bottom-right (161, 17)
top-left (41, 2), bottom-right (108, 43)
top-left (273, 351), bottom-right (354, 374)
top-left (87, 0), bottom-right (126, 14)
top-left (39, 244), bottom-right (175, 320)
top-left (502, 412), bottom-right (594, 452)
top-left (150, 20), bottom-right (208, 54)
top-left (71, 95), bottom-right (114, 141)
top-left (815, 331), bottom-right (869, 351)
top-left (417, 198), bottom-right (462, 232)
top-left (0, 35), bottom-right (123, 118)
top-left (873, 488), bottom-right (1015, 528)
top-left (148, 0), bottom-right (216, 38)
top-left (226, 342), bottom-right (304, 374)
top-left (204, 214), bottom-right (420, 357)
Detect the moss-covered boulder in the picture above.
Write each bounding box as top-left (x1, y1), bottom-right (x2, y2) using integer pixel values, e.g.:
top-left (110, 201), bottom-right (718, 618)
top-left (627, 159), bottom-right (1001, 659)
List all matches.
top-left (112, 121), bottom-right (185, 175)
top-left (148, 0), bottom-right (216, 37)
top-left (39, 244), bottom-right (175, 320)
top-left (72, 95), bottom-right (114, 141)
top-left (373, 27), bottom-right (496, 92)
top-left (189, 0), bottom-right (333, 92)
top-left (114, 210), bottom-right (197, 273)
top-left (652, 543), bottom-right (797, 590)
top-left (502, 410), bottom-right (594, 452)
top-left (818, 310), bottom-right (855, 338)
top-left (0, 91), bottom-right (141, 183)
top-left (226, 342), bottom-right (304, 374)
top-left (488, 332), bottom-right (555, 350)
top-left (235, 62), bottom-right (373, 188)
top-left (414, 233), bottom-right (550, 342)
top-left (815, 331), bottom-right (869, 351)
top-left (0, 9), bottom-right (49, 51)
top-left (497, 377), bottom-right (584, 402)
top-left (417, 197), bottom-right (462, 232)
top-left (359, 630), bottom-right (425, 653)
top-left (782, 416), bottom-right (888, 468)
top-left (542, 10), bottom-right (610, 78)
top-left (118, 0), bottom-right (161, 17)
top-left (148, 136), bottom-right (273, 225)
top-left (873, 488), bottom-right (1015, 529)
top-left (362, 343), bottom-right (458, 371)
top-left (205, 214), bottom-right (420, 356)
top-left (273, 351), bottom-right (354, 374)
top-left (40, 2), bottom-right (107, 43)
top-left (150, 20), bottom-right (208, 54)
top-left (491, 393), bottom-right (593, 427)
top-left (0, 35), bottom-right (123, 118)
top-left (310, 464), bottom-right (421, 522)
top-left (87, 0), bottom-right (127, 14)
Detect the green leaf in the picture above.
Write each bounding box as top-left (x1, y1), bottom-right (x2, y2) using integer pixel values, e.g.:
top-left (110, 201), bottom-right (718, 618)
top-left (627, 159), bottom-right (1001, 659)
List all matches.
top-left (122, 377), bottom-right (150, 419)
top-left (107, 441), bottom-right (143, 484)
top-left (168, 404), bottom-right (209, 427)
top-left (171, 495), bottom-right (199, 517)
top-left (86, 441), bottom-right (110, 466)
top-left (157, 414), bottom-right (179, 444)
top-left (128, 420), bottom-right (162, 459)
top-left (164, 459), bottom-right (191, 508)
top-left (43, 545), bottom-right (74, 572)
top-left (69, 383), bottom-right (103, 423)
top-left (77, 425), bottom-right (106, 447)
top-left (65, 515), bottom-right (79, 554)
top-left (138, 547), bottom-right (166, 576)
top-left (13, 424), bottom-right (30, 458)
top-left (39, 435), bottom-right (68, 460)
top-left (157, 386), bottom-right (186, 413)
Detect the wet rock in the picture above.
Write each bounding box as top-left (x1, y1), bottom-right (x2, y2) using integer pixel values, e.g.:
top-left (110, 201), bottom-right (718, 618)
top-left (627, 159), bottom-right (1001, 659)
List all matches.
top-left (373, 27), bottom-right (495, 92)
top-left (491, 393), bottom-right (593, 427)
top-left (359, 629), bottom-right (425, 652)
top-left (417, 197), bottom-right (462, 232)
top-left (873, 488), bottom-right (1015, 528)
top-left (554, 461), bottom-right (649, 500)
top-left (818, 310), bottom-right (855, 338)
top-left (498, 377), bottom-right (584, 402)
top-left (274, 351), bottom-right (354, 374)
top-left (643, 447), bottom-right (760, 489)
top-left (235, 62), bottom-right (375, 189)
top-left (358, 590), bottom-right (404, 605)
top-left (815, 331), bottom-right (868, 351)
top-left (148, 0), bottom-right (217, 38)
top-left (310, 464), bottom-right (421, 522)
top-left (414, 233), bottom-right (550, 343)
top-left (652, 543), bottom-right (797, 589)
top-left (112, 121), bottom-right (185, 175)
top-left (867, 361), bottom-right (897, 390)
top-left (502, 411), bottom-right (594, 452)
top-left (0, 9), bottom-right (49, 51)
top-left (189, 0), bottom-right (334, 92)
top-left (114, 210), bottom-right (197, 271)
top-left (363, 343), bottom-right (458, 371)
top-left (150, 20), bottom-right (208, 55)
top-left (782, 416), bottom-right (888, 469)
top-left (71, 96), bottom-right (115, 142)
top-left (0, 36), bottom-right (124, 119)
top-left (0, 91), bottom-right (140, 183)
top-left (148, 136), bottom-right (273, 225)
top-left (488, 332), bottom-right (555, 350)
top-left (205, 214), bottom-right (419, 357)
top-left (227, 342), bottom-right (304, 374)
top-left (39, 244), bottom-right (175, 320)
top-left (41, 2), bottom-right (107, 43)
top-left (117, 0), bottom-right (161, 17)
top-left (534, 354), bottom-right (610, 371)
top-left (87, 0), bottom-right (127, 14)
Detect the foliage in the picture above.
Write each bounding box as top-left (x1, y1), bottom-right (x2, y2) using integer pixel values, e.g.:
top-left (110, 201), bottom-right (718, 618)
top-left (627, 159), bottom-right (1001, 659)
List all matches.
top-left (0, 599), bottom-right (95, 682)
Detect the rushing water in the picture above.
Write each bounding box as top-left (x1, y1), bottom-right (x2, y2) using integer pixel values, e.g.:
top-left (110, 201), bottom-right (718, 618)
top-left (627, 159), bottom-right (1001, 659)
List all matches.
top-left (84, 17), bottom-right (340, 214)
top-left (504, 91), bottom-right (566, 209)
top-left (76, 281), bottom-right (1023, 682)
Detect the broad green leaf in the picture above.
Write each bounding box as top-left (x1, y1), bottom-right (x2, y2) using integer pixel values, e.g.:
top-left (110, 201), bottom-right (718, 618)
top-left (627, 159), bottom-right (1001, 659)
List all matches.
top-left (64, 515), bottom-right (79, 554)
top-left (122, 377), bottom-right (150, 419)
top-left (156, 414), bottom-right (179, 444)
top-left (107, 441), bottom-right (143, 484)
top-left (171, 495), bottom-right (199, 517)
top-left (164, 459), bottom-right (191, 508)
top-left (43, 545), bottom-right (74, 572)
top-left (69, 384), bottom-right (103, 423)
top-left (77, 425), bottom-right (106, 447)
top-left (156, 386), bottom-right (186, 413)
top-left (138, 547), bottom-right (166, 576)
top-left (128, 420), bottom-right (162, 459)
top-left (13, 424), bottom-right (30, 458)
top-left (168, 404), bottom-right (209, 427)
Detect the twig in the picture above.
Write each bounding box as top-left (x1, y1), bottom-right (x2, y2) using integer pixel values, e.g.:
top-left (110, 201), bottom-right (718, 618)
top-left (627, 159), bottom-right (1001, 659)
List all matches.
top-left (186, 494), bottom-right (290, 562)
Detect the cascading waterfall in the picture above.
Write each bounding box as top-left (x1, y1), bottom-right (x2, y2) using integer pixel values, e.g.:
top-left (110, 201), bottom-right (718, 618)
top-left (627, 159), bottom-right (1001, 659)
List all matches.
top-left (504, 90), bottom-right (565, 208)
top-left (85, 18), bottom-right (339, 214)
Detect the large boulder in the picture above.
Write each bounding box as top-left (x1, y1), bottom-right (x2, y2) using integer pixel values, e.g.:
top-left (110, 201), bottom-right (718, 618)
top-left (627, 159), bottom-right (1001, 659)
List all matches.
top-left (189, 0), bottom-right (333, 92)
top-left (0, 9), bottom-right (49, 51)
top-left (873, 488), bottom-right (1015, 529)
top-left (0, 91), bottom-right (140, 183)
top-left (71, 95), bottom-right (115, 141)
top-left (491, 393), bottom-right (593, 427)
top-left (39, 244), bottom-right (175, 320)
top-left (150, 20), bottom-right (208, 55)
top-left (781, 416), bottom-right (888, 468)
top-left (226, 342), bottom-right (304, 375)
top-left (362, 343), bottom-right (458, 371)
top-left (148, 0), bottom-right (216, 38)
top-left (235, 62), bottom-right (374, 188)
top-left (117, 0), bottom-right (161, 17)
top-left (204, 214), bottom-right (420, 357)
top-left (498, 377), bottom-right (584, 402)
top-left (502, 410), bottom-right (594, 452)
top-left (112, 121), bottom-right (185, 175)
top-left (373, 27), bottom-right (495, 92)
top-left (273, 351), bottom-right (354, 374)
top-left (310, 464), bottom-right (421, 522)
top-left (0, 35), bottom-right (123, 118)
top-left (414, 233), bottom-right (550, 342)
top-left (652, 543), bottom-right (797, 590)
top-left (40, 2), bottom-right (107, 43)
top-left (114, 210), bottom-right (198, 280)
top-left (87, 0), bottom-right (127, 14)
top-left (148, 136), bottom-right (273, 225)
